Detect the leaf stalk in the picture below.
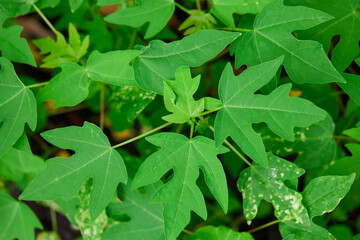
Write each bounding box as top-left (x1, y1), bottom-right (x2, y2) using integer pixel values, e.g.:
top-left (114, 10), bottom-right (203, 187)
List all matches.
top-left (32, 3), bottom-right (57, 35)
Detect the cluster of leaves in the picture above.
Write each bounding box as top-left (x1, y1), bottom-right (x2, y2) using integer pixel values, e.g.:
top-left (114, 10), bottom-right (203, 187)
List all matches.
top-left (0, 0), bottom-right (360, 239)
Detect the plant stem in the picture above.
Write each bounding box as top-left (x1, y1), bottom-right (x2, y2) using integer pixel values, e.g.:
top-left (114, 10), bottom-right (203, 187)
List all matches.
top-left (100, 84), bottom-right (105, 131)
top-left (32, 3), bottom-right (57, 35)
top-left (26, 81), bottom-right (49, 89)
top-left (112, 122), bottom-right (173, 149)
top-left (209, 126), bottom-right (252, 167)
top-left (198, 106), bottom-right (223, 117)
top-left (175, 2), bottom-right (191, 15)
top-left (50, 208), bottom-right (58, 232)
top-left (127, 30), bottom-right (137, 49)
top-left (216, 27), bottom-right (252, 32)
top-left (182, 229), bottom-right (194, 235)
top-left (190, 121), bottom-right (195, 139)
top-left (334, 135), bottom-right (354, 140)
top-left (247, 220), bottom-right (280, 233)
top-left (196, 0), bottom-right (201, 10)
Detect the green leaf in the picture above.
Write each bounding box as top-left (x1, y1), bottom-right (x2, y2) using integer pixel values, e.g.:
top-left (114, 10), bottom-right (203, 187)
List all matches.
top-left (230, 0), bottom-right (345, 84)
top-left (280, 222), bottom-right (335, 240)
top-left (0, 57), bottom-right (37, 158)
top-left (108, 86), bottom-right (156, 131)
top-left (102, 181), bottom-right (164, 240)
top-left (259, 115), bottom-right (336, 169)
top-left (210, 0), bottom-right (274, 28)
top-left (132, 133), bottom-right (229, 239)
top-left (0, 25), bottom-right (36, 66)
top-left (20, 122), bottom-right (128, 219)
top-left (286, 0), bottom-right (360, 72)
top-left (302, 174), bottom-right (355, 218)
top-left (38, 49), bottom-right (142, 108)
top-left (339, 73), bottom-right (360, 106)
top-left (68, 0), bottom-right (84, 12)
top-left (0, 0), bottom-right (35, 24)
top-left (163, 66), bottom-right (205, 123)
top-left (179, 10), bottom-right (217, 36)
top-left (105, 0), bottom-right (175, 39)
top-left (0, 135), bottom-right (44, 182)
top-left (214, 57), bottom-right (326, 166)
top-left (238, 153), bottom-right (310, 225)
top-left (0, 192), bottom-right (43, 240)
top-left (33, 23), bottom-right (89, 68)
top-left (188, 225), bottom-right (254, 240)
top-left (133, 29), bottom-right (241, 94)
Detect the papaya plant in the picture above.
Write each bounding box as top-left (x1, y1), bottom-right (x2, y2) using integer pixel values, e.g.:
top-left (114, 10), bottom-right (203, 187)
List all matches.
top-left (0, 0), bottom-right (359, 239)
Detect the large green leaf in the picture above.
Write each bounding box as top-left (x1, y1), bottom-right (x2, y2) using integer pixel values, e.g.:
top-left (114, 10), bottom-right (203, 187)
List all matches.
top-left (0, 193), bottom-right (43, 240)
top-left (238, 153), bottom-right (310, 225)
top-left (210, 0), bottom-right (274, 28)
top-left (286, 0), bottom-right (360, 72)
top-left (132, 133), bottom-right (229, 240)
top-left (230, 0), bottom-right (344, 84)
top-left (302, 174), bottom-right (355, 218)
top-left (214, 57), bottom-right (326, 166)
top-left (133, 29), bottom-right (240, 94)
top-left (188, 225), bottom-right (254, 240)
top-left (0, 57), bottom-right (37, 158)
top-left (20, 122), bottom-right (128, 219)
top-left (0, 25), bottom-right (36, 66)
top-left (105, 0), bottom-right (175, 39)
top-left (33, 23), bottom-right (89, 68)
top-left (163, 66), bottom-right (205, 123)
top-left (102, 181), bottom-right (164, 240)
top-left (38, 50), bottom-right (142, 108)
top-left (259, 115), bottom-right (336, 169)
top-left (339, 72), bottom-right (360, 106)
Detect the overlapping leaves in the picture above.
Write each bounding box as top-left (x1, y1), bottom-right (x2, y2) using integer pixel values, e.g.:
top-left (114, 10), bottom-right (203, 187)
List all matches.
top-left (214, 57), bottom-right (327, 166)
top-left (230, 0), bottom-right (344, 84)
top-left (132, 133), bottom-right (228, 240)
top-left (20, 122), bottom-right (128, 219)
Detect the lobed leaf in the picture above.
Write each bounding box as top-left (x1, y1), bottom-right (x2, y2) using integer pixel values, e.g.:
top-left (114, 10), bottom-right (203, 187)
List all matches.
top-left (133, 133), bottom-right (228, 240)
top-left (188, 225), bottom-right (254, 240)
top-left (20, 122), bottom-right (128, 219)
top-left (214, 57), bottom-right (327, 166)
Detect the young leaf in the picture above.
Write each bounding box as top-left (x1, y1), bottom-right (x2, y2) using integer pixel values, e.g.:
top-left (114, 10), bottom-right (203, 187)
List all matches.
top-left (33, 23), bottom-right (89, 68)
top-left (133, 29), bottom-right (241, 94)
top-left (179, 10), bottom-right (216, 35)
top-left (230, 0), bottom-right (345, 84)
top-left (0, 58), bottom-right (37, 158)
top-left (259, 115), bottom-right (336, 169)
top-left (286, 0), bottom-right (360, 72)
top-left (38, 50), bottom-right (142, 108)
top-left (339, 73), bottom-right (360, 106)
top-left (0, 193), bottom-right (43, 240)
top-left (302, 174), bottom-right (355, 218)
top-left (68, 0), bottom-right (84, 12)
top-left (214, 57), bottom-right (326, 166)
top-left (0, 25), bottom-right (36, 66)
top-left (132, 133), bottom-right (229, 240)
top-left (210, 0), bottom-right (274, 29)
top-left (102, 181), bottom-right (164, 240)
top-left (188, 225), bottom-right (254, 240)
top-left (238, 153), bottom-right (310, 225)
top-left (280, 222), bottom-right (335, 240)
top-left (20, 122), bottom-right (128, 219)
top-left (163, 66), bottom-right (205, 123)
top-left (104, 0), bottom-right (175, 39)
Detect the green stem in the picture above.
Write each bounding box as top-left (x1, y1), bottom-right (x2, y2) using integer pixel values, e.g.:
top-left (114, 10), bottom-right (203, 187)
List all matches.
top-left (112, 122), bottom-right (173, 149)
top-left (196, 0), bottom-right (201, 10)
top-left (334, 135), bottom-right (354, 140)
top-left (100, 84), bottom-right (105, 131)
top-left (182, 229), bottom-right (194, 235)
top-left (216, 27), bottom-right (252, 32)
top-left (32, 3), bottom-right (57, 35)
top-left (209, 126), bottom-right (252, 167)
top-left (198, 106), bottom-right (223, 117)
top-left (190, 121), bottom-right (195, 139)
top-left (175, 2), bottom-right (192, 15)
top-left (127, 30), bottom-right (137, 49)
top-left (26, 81), bottom-right (49, 89)
top-left (247, 220), bottom-right (280, 234)
top-left (50, 208), bottom-right (58, 232)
